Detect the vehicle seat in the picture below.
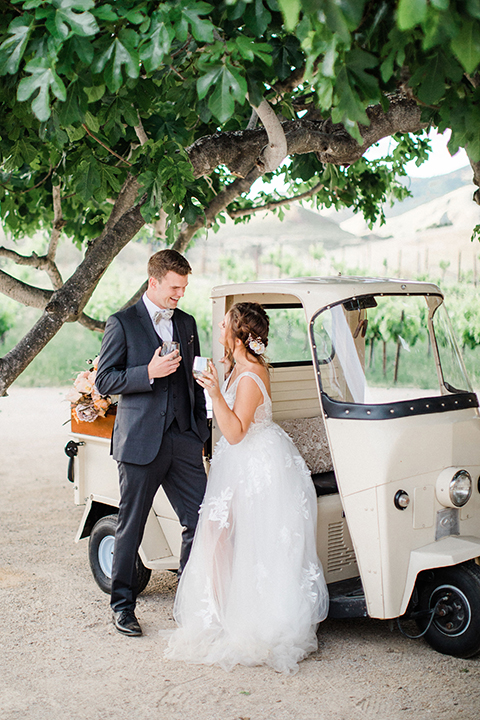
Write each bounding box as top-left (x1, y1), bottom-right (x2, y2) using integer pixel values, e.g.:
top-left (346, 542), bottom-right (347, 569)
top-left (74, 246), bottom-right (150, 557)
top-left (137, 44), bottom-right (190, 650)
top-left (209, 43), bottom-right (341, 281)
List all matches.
top-left (278, 416), bottom-right (338, 495)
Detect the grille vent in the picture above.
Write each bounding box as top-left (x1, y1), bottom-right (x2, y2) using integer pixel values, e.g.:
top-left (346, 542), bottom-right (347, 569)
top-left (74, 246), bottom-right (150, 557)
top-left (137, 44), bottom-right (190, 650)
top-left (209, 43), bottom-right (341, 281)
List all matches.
top-left (327, 520), bottom-right (357, 573)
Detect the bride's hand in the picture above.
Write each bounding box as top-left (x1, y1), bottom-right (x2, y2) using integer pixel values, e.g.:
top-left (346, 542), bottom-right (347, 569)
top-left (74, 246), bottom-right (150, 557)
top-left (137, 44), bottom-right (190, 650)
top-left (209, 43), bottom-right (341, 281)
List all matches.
top-left (196, 360), bottom-right (221, 399)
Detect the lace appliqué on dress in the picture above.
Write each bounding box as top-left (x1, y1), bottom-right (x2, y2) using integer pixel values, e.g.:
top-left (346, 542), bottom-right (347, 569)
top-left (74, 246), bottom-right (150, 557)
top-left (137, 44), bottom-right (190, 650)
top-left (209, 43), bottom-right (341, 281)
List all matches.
top-left (208, 488), bottom-right (233, 529)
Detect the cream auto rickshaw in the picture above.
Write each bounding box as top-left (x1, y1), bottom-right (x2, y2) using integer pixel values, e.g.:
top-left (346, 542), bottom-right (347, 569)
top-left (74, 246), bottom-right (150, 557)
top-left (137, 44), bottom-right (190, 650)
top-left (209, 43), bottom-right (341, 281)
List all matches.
top-left (67, 276), bottom-right (480, 658)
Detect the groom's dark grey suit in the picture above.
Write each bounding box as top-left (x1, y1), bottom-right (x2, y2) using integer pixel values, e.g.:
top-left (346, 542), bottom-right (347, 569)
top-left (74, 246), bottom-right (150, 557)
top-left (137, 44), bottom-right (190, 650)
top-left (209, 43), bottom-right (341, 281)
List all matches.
top-left (95, 298), bottom-right (209, 613)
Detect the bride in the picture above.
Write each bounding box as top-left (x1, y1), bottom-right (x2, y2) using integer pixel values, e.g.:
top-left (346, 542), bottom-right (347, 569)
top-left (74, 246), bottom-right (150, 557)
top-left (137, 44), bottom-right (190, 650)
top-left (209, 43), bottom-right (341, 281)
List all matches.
top-left (164, 301), bottom-right (329, 674)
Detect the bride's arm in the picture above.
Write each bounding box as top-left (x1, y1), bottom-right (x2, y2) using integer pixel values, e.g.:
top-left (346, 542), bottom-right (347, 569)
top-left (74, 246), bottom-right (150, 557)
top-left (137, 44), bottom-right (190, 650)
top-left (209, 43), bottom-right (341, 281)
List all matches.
top-left (197, 367), bottom-right (262, 445)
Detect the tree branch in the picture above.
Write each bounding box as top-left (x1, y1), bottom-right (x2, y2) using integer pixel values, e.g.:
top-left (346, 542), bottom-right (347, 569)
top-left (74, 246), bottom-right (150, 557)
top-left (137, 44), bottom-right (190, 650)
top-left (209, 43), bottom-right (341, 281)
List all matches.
top-left (0, 247), bottom-right (62, 293)
top-left (134, 112), bottom-right (149, 145)
top-left (77, 313), bottom-right (106, 333)
top-left (0, 201), bottom-right (146, 395)
top-left (173, 167), bottom-right (262, 253)
top-left (0, 268), bottom-right (52, 307)
top-left (228, 181), bottom-right (325, 219)
top-left (250, 99), bottom-right (288, 173)
top-left (94, 174), bottom-right (141, 246)
top-left (186, 94), bottom-right (426, 179)
top-left (469, 156), bottom-right (480, 205)
top-left (44, 183), bottom-right (65, 289)
top-left (119, 280), bottom-right (148, 311)
top-left (82, 124), bottom-right (133, 166)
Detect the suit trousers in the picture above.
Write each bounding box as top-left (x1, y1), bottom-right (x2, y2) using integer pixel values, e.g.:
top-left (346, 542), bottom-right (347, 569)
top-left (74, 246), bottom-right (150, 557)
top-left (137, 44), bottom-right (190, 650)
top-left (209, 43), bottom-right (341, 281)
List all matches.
top-left (110, 420), bottom-right (207, 612)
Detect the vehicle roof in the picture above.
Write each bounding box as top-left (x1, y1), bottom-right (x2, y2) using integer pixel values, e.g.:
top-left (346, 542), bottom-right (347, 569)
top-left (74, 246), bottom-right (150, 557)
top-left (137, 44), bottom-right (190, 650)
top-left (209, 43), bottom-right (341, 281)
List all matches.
top-left (211, 276), bottom-right (443, 312)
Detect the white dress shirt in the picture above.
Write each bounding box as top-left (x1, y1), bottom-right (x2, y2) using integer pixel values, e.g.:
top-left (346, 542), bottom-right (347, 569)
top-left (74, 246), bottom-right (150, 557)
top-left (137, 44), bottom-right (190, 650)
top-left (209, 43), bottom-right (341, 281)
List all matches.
top-left (143, 292), bottom-right (173, 341)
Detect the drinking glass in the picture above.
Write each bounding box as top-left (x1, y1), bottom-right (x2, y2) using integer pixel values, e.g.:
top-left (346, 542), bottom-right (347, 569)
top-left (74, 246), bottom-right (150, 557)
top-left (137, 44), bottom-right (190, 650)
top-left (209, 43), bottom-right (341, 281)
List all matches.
top-left (160, 341), bottom-right (180, 356)
top-left (193, 356), bottom-right (211, 379)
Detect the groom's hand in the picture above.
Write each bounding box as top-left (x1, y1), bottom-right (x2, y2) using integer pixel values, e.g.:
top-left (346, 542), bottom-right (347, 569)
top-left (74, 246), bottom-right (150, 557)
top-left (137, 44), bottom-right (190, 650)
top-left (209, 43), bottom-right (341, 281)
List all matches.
top-left (148, 347), bottom-right (181, 379)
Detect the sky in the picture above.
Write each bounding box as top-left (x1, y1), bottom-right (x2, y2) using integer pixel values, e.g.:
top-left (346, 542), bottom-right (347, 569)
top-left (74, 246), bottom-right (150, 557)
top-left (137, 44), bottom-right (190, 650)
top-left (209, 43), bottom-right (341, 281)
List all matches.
top-left (366, 128), bottom-right (469, 178)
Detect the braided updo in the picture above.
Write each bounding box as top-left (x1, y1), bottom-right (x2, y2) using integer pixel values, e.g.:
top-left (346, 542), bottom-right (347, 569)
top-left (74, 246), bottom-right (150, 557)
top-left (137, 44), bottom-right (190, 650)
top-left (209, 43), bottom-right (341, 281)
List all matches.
top-left (226, 302), bottom-right (270, 368)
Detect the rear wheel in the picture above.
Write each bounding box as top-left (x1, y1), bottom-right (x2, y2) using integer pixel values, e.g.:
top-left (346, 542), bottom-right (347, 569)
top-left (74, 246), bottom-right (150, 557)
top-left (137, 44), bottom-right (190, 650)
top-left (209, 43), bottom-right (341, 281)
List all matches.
top-left (88, 514), bottom-right (151, 595)
top-left (415, 562), bottom-right (480, 658)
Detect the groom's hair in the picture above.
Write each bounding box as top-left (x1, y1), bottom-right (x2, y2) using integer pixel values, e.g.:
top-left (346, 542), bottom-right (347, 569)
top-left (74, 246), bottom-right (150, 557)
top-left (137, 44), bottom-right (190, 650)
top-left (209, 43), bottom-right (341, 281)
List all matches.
top-left (148, 249), bottom-right (192, 280)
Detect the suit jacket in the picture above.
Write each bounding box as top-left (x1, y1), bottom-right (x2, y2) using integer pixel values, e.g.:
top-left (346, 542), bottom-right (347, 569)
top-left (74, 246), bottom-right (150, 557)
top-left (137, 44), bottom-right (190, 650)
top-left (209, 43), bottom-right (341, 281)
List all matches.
top-left (95, 299), bottom-right (209, 465)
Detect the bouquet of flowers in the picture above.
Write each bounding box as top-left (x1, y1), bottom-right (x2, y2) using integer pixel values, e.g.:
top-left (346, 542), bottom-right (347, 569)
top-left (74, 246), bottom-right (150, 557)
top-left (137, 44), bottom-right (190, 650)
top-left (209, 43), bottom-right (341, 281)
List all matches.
top-left (66, 357), bottom-right (113, 423)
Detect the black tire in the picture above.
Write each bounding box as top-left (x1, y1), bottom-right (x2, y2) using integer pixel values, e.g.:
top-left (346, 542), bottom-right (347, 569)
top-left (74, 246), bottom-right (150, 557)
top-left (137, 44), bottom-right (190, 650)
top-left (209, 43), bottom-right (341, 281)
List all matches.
top-left (88, 514), bottom-right (152, 595)
top-left (415, 562), bottom-right (480, 658)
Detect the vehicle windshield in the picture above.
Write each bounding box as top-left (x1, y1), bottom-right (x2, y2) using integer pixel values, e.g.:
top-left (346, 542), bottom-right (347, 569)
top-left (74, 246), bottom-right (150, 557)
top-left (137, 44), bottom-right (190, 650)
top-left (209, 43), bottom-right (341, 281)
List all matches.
top-left (312, 294), bottom-right (472, 405)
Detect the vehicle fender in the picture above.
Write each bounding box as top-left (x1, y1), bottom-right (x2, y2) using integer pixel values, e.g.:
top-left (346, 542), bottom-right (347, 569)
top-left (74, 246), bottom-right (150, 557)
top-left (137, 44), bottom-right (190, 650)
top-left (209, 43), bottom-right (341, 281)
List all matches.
top-left (74, 496), bottom-right (119, 542)
top-left (400, 535), bottom-right (480, 616)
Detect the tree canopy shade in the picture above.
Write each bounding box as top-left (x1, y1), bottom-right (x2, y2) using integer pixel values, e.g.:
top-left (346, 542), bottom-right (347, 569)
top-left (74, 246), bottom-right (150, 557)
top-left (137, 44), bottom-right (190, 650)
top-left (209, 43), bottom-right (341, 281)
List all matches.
top-left (1, 0), bottom-right (480, 394)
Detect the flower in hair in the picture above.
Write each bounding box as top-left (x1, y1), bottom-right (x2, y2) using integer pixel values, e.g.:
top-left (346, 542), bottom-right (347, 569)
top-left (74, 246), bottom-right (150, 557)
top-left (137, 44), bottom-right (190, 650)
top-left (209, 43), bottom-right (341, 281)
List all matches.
top-left (247, 333), bottom-right (265, 355)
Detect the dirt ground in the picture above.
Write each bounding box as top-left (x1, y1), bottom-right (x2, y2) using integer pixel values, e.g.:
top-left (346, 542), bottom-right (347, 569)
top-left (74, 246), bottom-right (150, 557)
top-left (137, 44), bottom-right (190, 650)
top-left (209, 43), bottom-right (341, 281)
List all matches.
top-left (1, 387), bottom-right (480, 720)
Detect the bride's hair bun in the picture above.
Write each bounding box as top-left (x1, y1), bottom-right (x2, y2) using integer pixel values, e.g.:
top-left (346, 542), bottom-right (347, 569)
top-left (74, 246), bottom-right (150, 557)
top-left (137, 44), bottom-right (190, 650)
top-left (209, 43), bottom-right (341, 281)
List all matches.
top-left (227, 302), bottom-right (269, 366)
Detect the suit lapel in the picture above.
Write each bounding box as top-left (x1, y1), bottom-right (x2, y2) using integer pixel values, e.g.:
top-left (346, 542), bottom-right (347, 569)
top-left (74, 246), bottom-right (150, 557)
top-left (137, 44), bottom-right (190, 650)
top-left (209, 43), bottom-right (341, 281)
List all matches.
top-left (136, 299), bottom-right (161, 351)
top-left (173, 311), bottom-right (189, 361)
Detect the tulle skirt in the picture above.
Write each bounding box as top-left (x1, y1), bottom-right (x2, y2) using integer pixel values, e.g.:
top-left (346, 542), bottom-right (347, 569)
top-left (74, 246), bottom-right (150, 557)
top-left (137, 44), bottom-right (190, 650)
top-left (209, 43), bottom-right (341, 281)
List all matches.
top-left (164, 421), bottom-right (329, 675)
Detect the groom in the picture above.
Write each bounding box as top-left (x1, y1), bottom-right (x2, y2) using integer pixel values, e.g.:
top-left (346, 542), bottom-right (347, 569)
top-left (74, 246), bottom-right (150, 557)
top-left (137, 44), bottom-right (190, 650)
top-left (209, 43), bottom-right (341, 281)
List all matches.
top-left (95, 249), bottom-right (209, 637)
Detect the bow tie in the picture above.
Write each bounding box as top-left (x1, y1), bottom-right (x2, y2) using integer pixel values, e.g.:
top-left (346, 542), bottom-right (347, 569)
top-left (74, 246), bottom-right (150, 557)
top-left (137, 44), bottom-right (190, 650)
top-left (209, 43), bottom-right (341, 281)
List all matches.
top-left (153, 308), bottom-right (174, 323)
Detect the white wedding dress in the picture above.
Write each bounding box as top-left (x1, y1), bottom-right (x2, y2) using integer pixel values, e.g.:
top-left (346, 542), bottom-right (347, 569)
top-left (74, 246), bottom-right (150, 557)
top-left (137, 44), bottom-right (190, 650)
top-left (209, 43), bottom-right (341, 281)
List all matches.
top-left (164, 371), bottom-right (329, 674)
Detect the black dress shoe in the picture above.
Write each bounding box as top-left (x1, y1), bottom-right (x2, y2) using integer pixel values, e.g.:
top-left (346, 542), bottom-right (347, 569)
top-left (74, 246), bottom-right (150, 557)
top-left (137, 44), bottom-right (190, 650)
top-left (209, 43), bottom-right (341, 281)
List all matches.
top-left (112, 610), bottom-right (142, 637)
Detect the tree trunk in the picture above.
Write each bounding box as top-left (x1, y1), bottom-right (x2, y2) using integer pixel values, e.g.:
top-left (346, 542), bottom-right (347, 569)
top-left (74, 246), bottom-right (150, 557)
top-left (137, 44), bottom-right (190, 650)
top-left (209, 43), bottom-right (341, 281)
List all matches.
top-left (0, 203), bottom-right (146, 396)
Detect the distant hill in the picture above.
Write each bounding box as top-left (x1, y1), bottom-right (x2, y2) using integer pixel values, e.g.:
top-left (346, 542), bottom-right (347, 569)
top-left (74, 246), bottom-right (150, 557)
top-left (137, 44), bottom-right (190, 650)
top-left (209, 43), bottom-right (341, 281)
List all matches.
top-left (386, 166), bottom-right (473, 218)
top-left (320, 166), bottom-right (473, 224)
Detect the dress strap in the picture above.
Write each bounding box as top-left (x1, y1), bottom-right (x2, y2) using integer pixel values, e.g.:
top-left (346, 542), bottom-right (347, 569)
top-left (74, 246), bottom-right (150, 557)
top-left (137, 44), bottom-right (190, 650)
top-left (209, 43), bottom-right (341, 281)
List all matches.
top-left (235, 371), bottom-right (270, 402)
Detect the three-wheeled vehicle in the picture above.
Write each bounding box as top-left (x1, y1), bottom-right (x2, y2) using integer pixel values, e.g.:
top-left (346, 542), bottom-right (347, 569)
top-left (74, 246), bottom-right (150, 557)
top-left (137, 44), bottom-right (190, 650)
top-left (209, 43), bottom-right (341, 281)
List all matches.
top-left (66, 276), bottom-right (480, 658)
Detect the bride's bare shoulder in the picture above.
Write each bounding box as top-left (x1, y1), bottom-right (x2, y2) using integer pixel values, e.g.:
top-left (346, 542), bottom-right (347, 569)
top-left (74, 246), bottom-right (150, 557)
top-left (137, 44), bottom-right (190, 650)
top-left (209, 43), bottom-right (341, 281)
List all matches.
top-left (239, 365), bottom-right (270, 393)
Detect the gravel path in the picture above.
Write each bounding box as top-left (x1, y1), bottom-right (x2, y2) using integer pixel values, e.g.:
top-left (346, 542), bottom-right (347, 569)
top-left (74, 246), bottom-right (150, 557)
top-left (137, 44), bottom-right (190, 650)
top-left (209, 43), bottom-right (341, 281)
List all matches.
top-left (1, 387), bottom-right (479, 720)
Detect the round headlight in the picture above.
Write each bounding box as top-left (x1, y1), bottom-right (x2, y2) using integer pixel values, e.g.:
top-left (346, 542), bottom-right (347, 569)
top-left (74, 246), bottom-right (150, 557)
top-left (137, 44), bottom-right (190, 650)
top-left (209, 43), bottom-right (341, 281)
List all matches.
top-left (449, 470), bottom-right (472, 507)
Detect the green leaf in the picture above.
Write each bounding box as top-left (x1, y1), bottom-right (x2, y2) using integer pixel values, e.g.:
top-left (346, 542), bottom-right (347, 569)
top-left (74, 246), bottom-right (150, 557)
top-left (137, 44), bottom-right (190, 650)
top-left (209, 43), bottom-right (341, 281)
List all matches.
top-left (202, 64), bottom-right (247, 122)
top-left (18, 138), bottom-right (38, 165)
top-left (70, 35), bottom-right (94, 64)
top-left (99, 163), bottom-right (121, 195)
top-left (183, 5), bottom-right (215, 43)
top-left (91, 39), bottom-right (114, 74)
top-left (140, 20), bottom-right (175, 73)
top-left (53, 0), bottom-right (99, 38)
top-left (65, 124), bottom-right (86, 141)
top-left (346, 48), bottom-right (379, 100)
top-left (83, 83), bottom-right (105, 102)
top-left (451, 19), bottom-right (480, 74)
top-left (333, 65), bottom-right (369, 130)
top-left (57, 82), bottom-right (86, 124)
top-left (277, 0), bottom-right (300, 31)
top-left (244, 0), bottom-right (271, 37)
top-left (0, 15), bottom-right (33, 75)
top-left (410, 57), bottom-right (446, 104)
top-left (197, 65), bottom-right (223, 99)
top-left (17, 56), bottom-right (67, 122)
top-left (466, 0), bottom-right (480, 20)
top-left (91, 4), bottom-right (118, 22)
top-left (235, 36), bottom-right (273, 65)
top-left (397, 0), bottom-right (427, 31)
top-left (95, 37), bottom-right (139, 93)
top-left (75, 158), bottom-right (101, 201)
top-left (209, 83), bottom-right (234, 124)
top-left (84, 109), bottom-right (99, 132)
top-left (125, 9), bottom-right (146, 24)
top-left (323, 0), bottom-right (352, 44)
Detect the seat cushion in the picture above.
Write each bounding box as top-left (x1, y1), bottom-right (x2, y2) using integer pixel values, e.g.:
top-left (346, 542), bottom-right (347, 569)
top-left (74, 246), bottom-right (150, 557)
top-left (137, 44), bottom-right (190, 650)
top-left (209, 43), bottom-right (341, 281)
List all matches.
top-left (279, 416), bottom-right (333, 475)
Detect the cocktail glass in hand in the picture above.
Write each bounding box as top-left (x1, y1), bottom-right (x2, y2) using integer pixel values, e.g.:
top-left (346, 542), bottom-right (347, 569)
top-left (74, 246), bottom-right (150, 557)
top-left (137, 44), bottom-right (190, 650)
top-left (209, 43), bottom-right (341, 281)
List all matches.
top-left (193, 356), bottom-right (211, 379)
top-left (160, 341), bottom-right (180, 356)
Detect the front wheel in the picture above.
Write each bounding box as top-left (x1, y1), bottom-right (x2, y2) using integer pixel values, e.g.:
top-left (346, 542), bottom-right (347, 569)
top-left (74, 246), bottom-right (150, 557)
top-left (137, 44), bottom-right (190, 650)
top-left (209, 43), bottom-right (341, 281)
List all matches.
top-left (88, 514), bottom-right (152, 595)
top-left (415, 562), bottom-right (480, 658)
